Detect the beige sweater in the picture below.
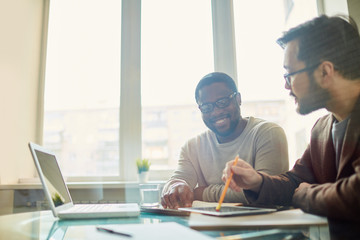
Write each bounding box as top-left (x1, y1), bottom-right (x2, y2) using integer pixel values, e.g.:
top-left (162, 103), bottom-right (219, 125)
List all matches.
top-left (164, 117), bottom-right (289, 203)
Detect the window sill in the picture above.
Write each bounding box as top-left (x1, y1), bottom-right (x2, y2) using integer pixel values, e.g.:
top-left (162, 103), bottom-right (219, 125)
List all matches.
top-left (0, 180), bottom-right (166, 190)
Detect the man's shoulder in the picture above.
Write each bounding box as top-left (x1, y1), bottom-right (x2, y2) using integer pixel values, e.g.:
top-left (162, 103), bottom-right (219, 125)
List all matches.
top-left (247, 116), bottom-right (282, 130)
top-left (181, 130), bottom-right (217, 156)
top-left (185, 129), bottom-right (214, 145)
top-left (312, 113), bottom-right (333, 129)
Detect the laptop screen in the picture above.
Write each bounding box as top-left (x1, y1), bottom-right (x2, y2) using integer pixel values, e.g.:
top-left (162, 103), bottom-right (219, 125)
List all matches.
top-left (34, 149), bottom-right (72, 207)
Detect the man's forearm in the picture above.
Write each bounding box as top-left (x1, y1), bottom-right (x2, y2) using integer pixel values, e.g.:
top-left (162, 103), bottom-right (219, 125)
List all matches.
top-left (193, 186), bottom-right (206, 200)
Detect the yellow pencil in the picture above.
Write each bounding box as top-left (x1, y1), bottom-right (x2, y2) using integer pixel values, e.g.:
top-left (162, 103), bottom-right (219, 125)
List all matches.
top-left (216, 155), bottom-right (239, 211)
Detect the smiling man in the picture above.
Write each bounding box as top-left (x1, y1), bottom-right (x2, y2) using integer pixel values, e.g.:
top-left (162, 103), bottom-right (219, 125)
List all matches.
top-left (222, 15), bottom-right (360, 221)
top-left (161, 72), bottom-right (289, 209)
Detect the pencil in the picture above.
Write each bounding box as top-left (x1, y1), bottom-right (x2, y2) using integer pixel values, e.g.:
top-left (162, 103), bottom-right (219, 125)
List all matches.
top-left (216, 155), bottom-right (239, 211)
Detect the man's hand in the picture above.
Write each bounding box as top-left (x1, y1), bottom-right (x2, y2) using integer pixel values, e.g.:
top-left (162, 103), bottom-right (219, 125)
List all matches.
top-left (222, 159), bottom-right (263, 193)
top-left (161, 182), bottom-right (194, 209)
top-left (295, 182), bottom-right (311, 193)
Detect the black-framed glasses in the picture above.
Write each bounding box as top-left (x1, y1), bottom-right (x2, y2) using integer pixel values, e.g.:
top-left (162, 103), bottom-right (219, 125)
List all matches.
top-left (284, 63), bottom-right (321, 87)
top-left (198, 92), bottom-right (238, 114)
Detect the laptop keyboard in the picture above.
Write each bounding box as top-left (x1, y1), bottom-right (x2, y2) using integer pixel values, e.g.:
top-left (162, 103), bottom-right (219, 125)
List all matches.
top-left (72, 204), bottom-right (119, 212)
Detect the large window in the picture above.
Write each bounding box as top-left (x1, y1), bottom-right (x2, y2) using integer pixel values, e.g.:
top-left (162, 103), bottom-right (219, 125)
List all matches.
top-left (233, 0), bottom-right (327, 167)
top-left (43, 0), bottom-right (121, 177)
top-left (43, 0), bottom-right (212, 179)
top-left (43, 0), bottom-right (332, 180)
top-left (141, 0), bottom-right (212, 171)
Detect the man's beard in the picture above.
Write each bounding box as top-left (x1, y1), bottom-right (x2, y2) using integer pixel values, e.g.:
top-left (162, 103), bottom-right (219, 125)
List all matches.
top-left (205, 117), bottom-right (239, 137)
top-left (296, 74), bottom-right (331, 115)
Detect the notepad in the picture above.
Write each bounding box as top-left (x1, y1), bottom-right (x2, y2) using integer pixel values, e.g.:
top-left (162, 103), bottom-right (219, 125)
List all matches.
top-left (188, 208), bottom-right (328, 229)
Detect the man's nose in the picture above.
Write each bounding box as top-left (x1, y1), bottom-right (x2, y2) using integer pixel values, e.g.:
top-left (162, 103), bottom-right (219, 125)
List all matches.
top-left (210, 105), bottom-right (225, 115)
top-left (285, 82), bottom-right (291, 90)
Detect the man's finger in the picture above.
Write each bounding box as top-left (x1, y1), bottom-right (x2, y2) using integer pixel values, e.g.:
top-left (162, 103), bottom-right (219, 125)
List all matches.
top-left (161, 195), bottom-right (168, 208)
top-left (168, 188), bottom-right (180, 209)
top-left (161, 194), bottom-right (171, 208)
top-left (178, 186), bottom-right (193, 207)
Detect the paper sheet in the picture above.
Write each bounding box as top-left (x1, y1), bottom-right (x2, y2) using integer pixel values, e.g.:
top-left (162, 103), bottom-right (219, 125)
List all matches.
top-left (95, 222), bottom-right (213, 240)
top-left (188, 208), bottom-right (328, 230)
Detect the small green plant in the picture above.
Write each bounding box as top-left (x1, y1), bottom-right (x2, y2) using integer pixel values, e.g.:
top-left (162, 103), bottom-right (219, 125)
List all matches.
top-left (52, 193), bottom-right (64, 207)
top-left (136, 158), bottom-right (151, 173)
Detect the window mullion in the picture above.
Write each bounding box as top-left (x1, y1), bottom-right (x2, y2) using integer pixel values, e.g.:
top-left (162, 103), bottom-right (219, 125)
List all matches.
top-left (120, 0), bottom-right (142, 181)
top-left (211, 0), bottom-right (238, 84)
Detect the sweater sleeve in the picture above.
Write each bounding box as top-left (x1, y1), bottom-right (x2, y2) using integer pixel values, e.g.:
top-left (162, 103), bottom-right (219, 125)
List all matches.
top-left (202, 184), bottom-right (249, 203)
top-left (203, 123), bottom-right (289, 203)
top-left (163, 141), bottom-right (199, 192)
top-left (253, 124), bottom-right (289, 175)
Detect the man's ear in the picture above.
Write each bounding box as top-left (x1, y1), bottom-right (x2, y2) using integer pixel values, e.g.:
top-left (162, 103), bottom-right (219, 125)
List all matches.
top-left (236, 92), bottom-right (242, 105)
top-left (318, 61), bottom-right (335, 88)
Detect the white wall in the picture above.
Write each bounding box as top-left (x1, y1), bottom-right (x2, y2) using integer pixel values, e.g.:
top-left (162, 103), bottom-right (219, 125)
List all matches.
top-left (0, 0), bottom-right (47, 184)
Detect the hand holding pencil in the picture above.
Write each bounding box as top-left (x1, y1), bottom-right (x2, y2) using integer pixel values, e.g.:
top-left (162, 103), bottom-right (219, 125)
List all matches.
top-left (220, 157), bottom-right (263, 199)
top-left (216, 155), bottom-right (239, 211)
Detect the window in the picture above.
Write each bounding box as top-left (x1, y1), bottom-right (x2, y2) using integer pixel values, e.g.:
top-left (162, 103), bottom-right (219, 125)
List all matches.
top-left (43, 0), bottom-right (331, 181)
top-left (43, 0), bottom-right (121, 177)
top-left (43, 0), bottom-right (212, 179)
top-left (141, 0), bottom-right (212, 171)
top-left (233, 0), bottom-right (327, 167)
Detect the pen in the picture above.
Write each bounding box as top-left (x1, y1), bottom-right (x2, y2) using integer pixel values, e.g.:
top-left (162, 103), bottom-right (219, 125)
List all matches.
top-left (216, 155), bottom-right (239, 211)
top-left (96, 226), bottom-right (133, 238)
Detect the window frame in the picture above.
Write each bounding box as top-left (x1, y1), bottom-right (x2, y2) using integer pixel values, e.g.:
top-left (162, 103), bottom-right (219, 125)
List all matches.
top-left (41, 0), bottom-right (326, 182)
top-left (118, 0), bottom-right (237, 181)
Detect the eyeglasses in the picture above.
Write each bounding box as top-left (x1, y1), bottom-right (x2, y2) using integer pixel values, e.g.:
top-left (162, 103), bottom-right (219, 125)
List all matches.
top-left (198, 92), bottom-right (238, 114)
top-left (284, 63), bottom-right (321, 87)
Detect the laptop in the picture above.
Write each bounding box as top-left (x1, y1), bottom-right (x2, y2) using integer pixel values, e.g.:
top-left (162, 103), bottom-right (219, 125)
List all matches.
top-left (178, 205), bottom-right (277, 217)
top-left (28, 142), bottom-right (140, 219)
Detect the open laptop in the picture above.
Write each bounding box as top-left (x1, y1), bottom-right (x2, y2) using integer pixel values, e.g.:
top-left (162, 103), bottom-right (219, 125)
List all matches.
top-left (28, 142), bottom-right (140, 219)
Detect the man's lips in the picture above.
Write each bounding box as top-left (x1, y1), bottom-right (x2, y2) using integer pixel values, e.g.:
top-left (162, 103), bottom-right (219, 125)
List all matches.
top-left (290, 92), bottom-right (298, 103)
top-left (210, 115), bottom-right (231, 127)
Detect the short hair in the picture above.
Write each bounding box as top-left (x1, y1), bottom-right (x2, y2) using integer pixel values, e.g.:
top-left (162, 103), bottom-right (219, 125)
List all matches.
top-left (277, 15), bottom-right (360, 80)
top-left (195, 72), bottom-right (238, 102)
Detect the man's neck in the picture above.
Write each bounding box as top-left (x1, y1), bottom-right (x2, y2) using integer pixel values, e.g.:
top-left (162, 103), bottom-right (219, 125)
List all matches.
top-left (217, 118), bottom-right (248, 144)
top-left (328, 79), bottom-right (360, 121)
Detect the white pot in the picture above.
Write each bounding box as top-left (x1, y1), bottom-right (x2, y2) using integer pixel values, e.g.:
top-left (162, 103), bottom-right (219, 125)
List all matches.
top-left (138, 171), bottom-right (149, 183)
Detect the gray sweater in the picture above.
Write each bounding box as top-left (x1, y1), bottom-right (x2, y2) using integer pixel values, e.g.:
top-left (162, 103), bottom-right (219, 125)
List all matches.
top-left (164, 116), bottom-right (289, 203)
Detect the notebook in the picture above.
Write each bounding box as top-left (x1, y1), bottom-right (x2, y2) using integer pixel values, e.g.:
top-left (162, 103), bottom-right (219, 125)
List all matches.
top-left (28, 142), bottom-right (140, 219)
top-left (178, 205), bottom-right (276, 217)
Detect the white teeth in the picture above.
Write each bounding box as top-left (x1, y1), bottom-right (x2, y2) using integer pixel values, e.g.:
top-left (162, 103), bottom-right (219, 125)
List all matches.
top-left (215, 118), bottom-right (227, 124)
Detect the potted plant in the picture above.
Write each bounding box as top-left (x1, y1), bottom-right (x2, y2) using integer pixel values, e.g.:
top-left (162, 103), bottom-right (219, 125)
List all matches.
top-left (136, 158), bottom-right (151, 183)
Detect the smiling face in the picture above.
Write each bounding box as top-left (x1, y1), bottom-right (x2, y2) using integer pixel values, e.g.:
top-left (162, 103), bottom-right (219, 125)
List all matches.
top-left (284, 40), bottom-right (330, 115)
top-left (197, 82), bottom-right (242, 142)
